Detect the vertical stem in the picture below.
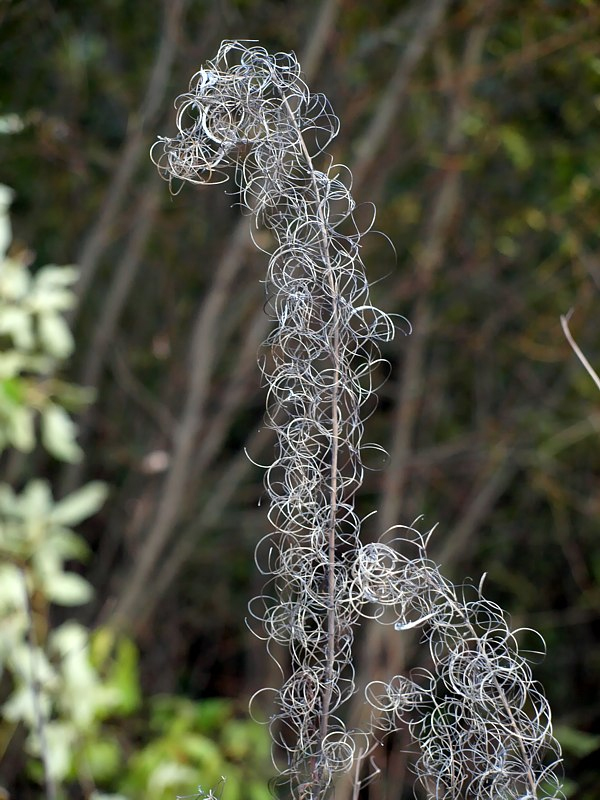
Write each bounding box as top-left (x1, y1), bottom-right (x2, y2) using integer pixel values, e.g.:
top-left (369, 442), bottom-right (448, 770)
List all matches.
top-left (321, 275), bottom-right (340, 752)
top-left (283, 96), bottom-right (341, 787)
top-left (20, 569), bottom-right (57, 800)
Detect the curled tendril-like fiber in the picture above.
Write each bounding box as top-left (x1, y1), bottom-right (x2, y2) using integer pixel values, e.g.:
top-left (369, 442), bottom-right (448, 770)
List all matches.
top-left (362, 531), bottom-right (563, 800)
top-left (153, 40), bottom-right (400, 793)
top-left (155, 40), bottom-right (561, 800)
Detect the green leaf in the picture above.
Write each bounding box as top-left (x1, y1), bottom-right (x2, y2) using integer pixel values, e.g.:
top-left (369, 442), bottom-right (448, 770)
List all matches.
top-left (193, 697), bottom-right (232, 733)
top-left (44, 572), bottom-right (93, 606)
top-left (35, 264), bottom-right (79, 288)
top-left (88, 629), bottom-right (141, 717)
top-left (0, 376), bottom-right (25, 404)
top-left (105, 636), bottom-right (141, 715)
top-left (0, 564), bottom-right (27, 616)
top-left (248, 782), bottom-right (272, 800)
top-left (50, 481), bottom-right (108, 526)
top-left (83, 738), bottom-right (122, 782)
top-left (222, 719), bottom-right (253, 760)
top-left (555, 724), bottom-right (600, 758)
top-left (43, 720), bottom-right (77, 780)
top-left (38, 310), bottom-right (74, 358)
top-left (41, 403), bottom-right (82, 462)
top-left (8, 405), bottom-right (35, 452)
top-left (500, 125), bottom-right (533, 171)
top-left (0, 306), bottom-right (34, 349)
top-left (180, 732), bottom-right (222, 765)
top-left (20, 479), bottom-right (53, 517)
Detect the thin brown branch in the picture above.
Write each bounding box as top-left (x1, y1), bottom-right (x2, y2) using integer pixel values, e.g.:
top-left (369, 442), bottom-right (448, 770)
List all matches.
top-left (108, 0), bottom-right (343, 632)
top-left (20, 569), bottom-right (57, 800)
top-left (337, 24), bottom-right (493, 800)
top-left (434, 452), bottom-right (515, 568)
top-left (423, 10), bottom-right (600, 94)
top-left (186, 308), bottom-right (267, 479)
top-left (59, 175), bottom-right (162, 497)
top-left (71, 0), bottom-right (187, 317)
top-left (80, 177), bottom-right (161, 394)
top-left (352, 0), bottom-right (452, 190)
top-left (298, 0), bottom-right (341, 81)
top-left (110, 220), bottom-right (251, 630)
top-left (110, 344), bottom-right (177, 438)
top-left (379, 20), bottom-right (490, 534)
top-left (132, 424), bottom-right (275, 626)
top-left (561, 309), bottom-right (600, 391)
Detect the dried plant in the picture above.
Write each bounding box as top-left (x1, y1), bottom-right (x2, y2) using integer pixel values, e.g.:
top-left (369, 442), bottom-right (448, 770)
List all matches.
top-left (152, 40), bottom-right (563, 800)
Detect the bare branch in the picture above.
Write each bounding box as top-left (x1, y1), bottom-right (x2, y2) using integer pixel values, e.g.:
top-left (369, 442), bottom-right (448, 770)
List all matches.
top-left (561, 309), bottom-right (600, 392)
top-left (71, 0), bottom-right (187, 316)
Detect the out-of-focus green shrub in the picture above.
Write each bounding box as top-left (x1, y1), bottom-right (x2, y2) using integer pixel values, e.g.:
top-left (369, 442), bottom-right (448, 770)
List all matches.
top-left (117, 697), bottom-right (271, 800)
top-left (0, 186), bottom-right (272, 799)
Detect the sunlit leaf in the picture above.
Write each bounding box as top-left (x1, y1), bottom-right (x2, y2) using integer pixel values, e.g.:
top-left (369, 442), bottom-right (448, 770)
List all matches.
top-left (83, 737), bottom-right (123, 782)
top-left (147, 761), bottom-right (199, 795)
top-left (35, 264), bottom-right (79, 288)
top-left (50, 481), bottom-right (108, 526)
top-left (0, 260), bottom-right (29, 301)
top-left (20, 479), bottom-right (53, 517)
top-left (0, 350), bottom-right (26, 378)
top-left (43, 720), bottom-right (77, 780)
top-left (41, 403), bottom-right (82, 462)
top-left (44, 572), bottom-right (93, 606)
top-left (0, 306), bottom-right (34, 349)
top-left (90, 793), bottom-right (129, 800)
top-left (8, 405), bottom-right (35, 452)
top-left (101, 635), bottom-right (141, 716)
top-left (2, 683), bottom-right (51, 728)
top-left (38, 310), bottom-right (74, 358)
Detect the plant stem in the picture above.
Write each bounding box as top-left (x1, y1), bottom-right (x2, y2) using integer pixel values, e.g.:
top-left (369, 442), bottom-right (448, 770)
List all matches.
top-left (282, 95), bottom-right (342, 792)
top-left (20, 569), bottom-right (57, 800)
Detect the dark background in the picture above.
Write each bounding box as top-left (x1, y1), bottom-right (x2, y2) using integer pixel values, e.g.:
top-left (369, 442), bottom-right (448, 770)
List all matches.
top-left (1, 0), bottom-right (599, 797)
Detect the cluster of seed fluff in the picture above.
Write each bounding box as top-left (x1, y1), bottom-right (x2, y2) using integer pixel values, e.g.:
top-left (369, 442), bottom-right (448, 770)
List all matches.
top-left (154, 40), bottom-right (398, 796)
top-left (363, 530), bottom-right (563, 800)
top-left (153, 41), bottom-right (562, 800)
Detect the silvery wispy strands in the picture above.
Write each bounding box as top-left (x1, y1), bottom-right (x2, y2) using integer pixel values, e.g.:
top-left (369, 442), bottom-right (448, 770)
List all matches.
top-left (153, 40), bottom-right (397, 796)
top-left (152, 41), bottom-right (563, 800)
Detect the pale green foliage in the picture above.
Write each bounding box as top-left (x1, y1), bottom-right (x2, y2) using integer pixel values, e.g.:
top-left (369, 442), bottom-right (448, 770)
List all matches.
top-left (0, 480), bottom-right (106, 606)
top-left (0, 186), bottom-right (92, 461)
top-left (0, 184), bottom-right (14, 263)
top-left (0, 186), bottom-right (269, 800)
top-left (1, 623), bottom-right (136, 783)
top-left (0, 475), bottom-right (135, 791)
top-left (0, 186), bottom-right (125, 793)
top-left (119, 698), bottom-right (271, 800)
top-left (0, 185), bottom-right (273, 798)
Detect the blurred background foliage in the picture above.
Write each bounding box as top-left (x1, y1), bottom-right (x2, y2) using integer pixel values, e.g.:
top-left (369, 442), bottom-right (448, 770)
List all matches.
top-left (1, 0), bottom-right (599, 797)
